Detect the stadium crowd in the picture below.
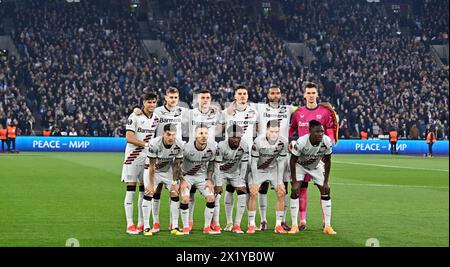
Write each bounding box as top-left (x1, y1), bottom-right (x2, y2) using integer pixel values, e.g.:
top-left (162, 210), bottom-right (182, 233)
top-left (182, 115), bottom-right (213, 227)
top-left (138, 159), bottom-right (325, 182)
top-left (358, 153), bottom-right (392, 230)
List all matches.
top-left (0, 0), bottom-right (448, 140)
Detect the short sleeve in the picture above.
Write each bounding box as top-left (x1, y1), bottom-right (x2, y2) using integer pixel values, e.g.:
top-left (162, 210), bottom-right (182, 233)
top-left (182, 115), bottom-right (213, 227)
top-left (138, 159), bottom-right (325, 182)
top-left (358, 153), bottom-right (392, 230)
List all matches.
top-left (126, 114), bottom-right (137, 132)
top-left (290, 140), bottom-right (301, 157)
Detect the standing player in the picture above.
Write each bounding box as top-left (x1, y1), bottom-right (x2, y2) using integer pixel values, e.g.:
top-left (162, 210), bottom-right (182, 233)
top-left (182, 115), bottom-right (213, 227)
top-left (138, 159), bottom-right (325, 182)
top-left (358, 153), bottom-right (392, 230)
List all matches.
top-left (151, 87), bottom-right (189, 232)
top-left (186, 89), bottom-right (221, 231)
top-left (219, 85), bottom-right (259, 231)
top-left (121, 91), bottom-right (159, 234)
top-left (253, 85), bottom-right (294, 231)
top-left (142, 123), bottom-right (184, 236)
top-left (248, 120), bottom-right (288, 234)
top-left (289, 120), bottom-right (336, 235)
top-left (215, 125), bottom-right (250, 234)
top-left (179, 124), bottom-right (219, 234)
top-left (289, 82), bottom-right (338, 231)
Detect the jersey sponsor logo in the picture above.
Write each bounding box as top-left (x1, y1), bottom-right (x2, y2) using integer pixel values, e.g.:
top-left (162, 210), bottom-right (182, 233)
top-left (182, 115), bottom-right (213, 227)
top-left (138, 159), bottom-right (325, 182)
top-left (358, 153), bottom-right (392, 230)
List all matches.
top-left (298, 122), bottom-right (309, 127)
top-left (137, 127), bottom-right (156, 134)
top-left (191, 120), bottom-right (216, 127)
top-left (159, 117), bottom-right (182, 123)
top-left (263, 112), bottom-right (288, 119)
top-left (316, 115), bottom-right (322, 119)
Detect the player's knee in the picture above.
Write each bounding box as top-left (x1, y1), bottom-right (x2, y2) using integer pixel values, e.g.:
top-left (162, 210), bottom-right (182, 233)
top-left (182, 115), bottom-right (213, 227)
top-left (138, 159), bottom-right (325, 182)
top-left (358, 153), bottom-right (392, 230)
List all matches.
top-left (206, 201), bottom-right (215, 209)
top-left (180, 187), bottom-right (189, 198)
top-left (284, 182), bottom-right (289, 194)
top-left (236, 187), bottom-right (247, 195)
top-left (171, 196), bottom-right (180, 202)
top-left (139, 185), bottom-right (145, 192)
top-left (290, 188), bottom-right (299, 199)
top-left (153, 193), bottom-right (161, 200)
top-left (126, 185), bottom-right (136, 191)
top-left (276, 187), bottom-right (286, 198)
top-left (226, 184), bottom-right (235, 193)
top-left (249, 187), bottom-right (259, 197)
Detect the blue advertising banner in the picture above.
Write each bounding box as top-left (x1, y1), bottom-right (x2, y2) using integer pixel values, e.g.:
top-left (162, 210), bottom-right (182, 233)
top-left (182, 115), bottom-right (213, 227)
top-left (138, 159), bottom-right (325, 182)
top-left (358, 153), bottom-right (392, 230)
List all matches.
top-left (15, 137), bottom-right (449, 155)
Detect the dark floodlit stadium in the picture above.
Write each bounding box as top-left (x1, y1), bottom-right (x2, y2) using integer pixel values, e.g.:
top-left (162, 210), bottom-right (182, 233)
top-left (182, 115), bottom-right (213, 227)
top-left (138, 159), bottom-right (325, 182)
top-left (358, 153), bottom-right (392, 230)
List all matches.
top-left (0, 0), bottom-right (448, 253)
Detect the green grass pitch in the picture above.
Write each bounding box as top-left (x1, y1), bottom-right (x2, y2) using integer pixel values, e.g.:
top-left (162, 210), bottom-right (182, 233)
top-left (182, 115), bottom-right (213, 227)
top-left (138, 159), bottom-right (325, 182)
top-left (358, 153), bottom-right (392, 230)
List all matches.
top-left (0, 152), bottom-right (448, 247)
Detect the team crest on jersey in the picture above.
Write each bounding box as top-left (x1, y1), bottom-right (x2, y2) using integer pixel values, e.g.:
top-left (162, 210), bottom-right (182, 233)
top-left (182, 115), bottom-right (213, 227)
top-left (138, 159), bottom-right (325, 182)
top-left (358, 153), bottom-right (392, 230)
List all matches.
top-left (300, 114), bottom-right (304, 118)
top-left (127, 119), bottom-right (133, 125)
top-left (316, 115), bottom-right (322, 119)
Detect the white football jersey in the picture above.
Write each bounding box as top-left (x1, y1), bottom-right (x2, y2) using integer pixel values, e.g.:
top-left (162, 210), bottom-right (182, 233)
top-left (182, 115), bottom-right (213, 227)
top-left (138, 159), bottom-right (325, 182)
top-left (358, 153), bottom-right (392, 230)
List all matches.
top-left (215, 139), bottom-right (250, 176)
top-left (147, 136), bottom-right (184, 173)
top-left (290, 134), bottom-right (333, 170)
top-left (253, 103), bottom-right (292, 140)
top-left (182, 141), bottom-right (216, 177)
top-left (188, 107), bottom-right (221, 143)
top-left (123, 112), bottom-right (159, 165)
top-left (220, 104), bottom-right (258, 150)
top-left (154, 105), bottom-right (188, 141)
top-left (251, 135), bottom-right (288, 172)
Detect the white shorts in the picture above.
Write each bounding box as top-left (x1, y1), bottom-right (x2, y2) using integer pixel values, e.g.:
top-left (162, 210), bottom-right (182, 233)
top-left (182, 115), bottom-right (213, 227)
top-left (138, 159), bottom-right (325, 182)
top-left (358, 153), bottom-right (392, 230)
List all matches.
top-left (143, 168), bottom-right (175, 190)
top-left (294, 162), bottom-right (325, 186)
top-left (121, 163), bottom-right (144, 184)
top-left (184, 175), bottom-right (214, 197)
top-left (249, 168), bottom-right (283, 187)
top-left (219, 174), bottom-right (246, 188)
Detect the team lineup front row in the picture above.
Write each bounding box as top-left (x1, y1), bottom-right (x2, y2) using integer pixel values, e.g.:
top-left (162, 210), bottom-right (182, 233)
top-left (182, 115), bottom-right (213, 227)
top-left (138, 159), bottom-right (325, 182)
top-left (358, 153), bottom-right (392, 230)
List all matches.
top-left (121, 83), bottom-right (339, 236)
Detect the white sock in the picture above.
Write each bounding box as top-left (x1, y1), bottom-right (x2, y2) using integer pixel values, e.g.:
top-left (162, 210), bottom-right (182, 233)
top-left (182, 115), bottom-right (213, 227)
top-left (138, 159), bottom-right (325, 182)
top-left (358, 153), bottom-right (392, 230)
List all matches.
top-left (137, 192), bottom-right (144, 226)
top-left (170, 199), bottom-right (180, 229)
top-left (235, 193), bottom-right (247, 226)
top-left (282, 194), bottom-right (289, 222)
top-left (152, 197), bottom-right (160, 225)
top-left (321, 199), bottom-right (332, 227)
top-left (124, 190), bottom-right (135, 227)
top-left (258, 193), bottom-right (268, 222)
top-left (224, 191), bottom-right (234, 225)
top-left (276, 211), bottom-right (284, 226)
top-left (290, 197), bottom-right (299, 226)
top-left (180, 203), bottom-right (189, 228)
top-left (189, 193), bottom-right (195, 222)
top-left (213, 194), bottom-right (221, 226)
top-left (204, 205), bottom-right (215, 228)
top-left (248, 210), bottom-right (256, 227)
top-left (142, 197), bottom-right (152, 229)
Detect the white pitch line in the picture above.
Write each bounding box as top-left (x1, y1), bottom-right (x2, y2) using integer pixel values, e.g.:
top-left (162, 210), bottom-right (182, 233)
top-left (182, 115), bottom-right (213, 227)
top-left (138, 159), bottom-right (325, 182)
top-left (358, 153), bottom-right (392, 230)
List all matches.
top-left (333, 161), bottom-right (449, 172)
top-left (331, 182), bottom-right (449, 190)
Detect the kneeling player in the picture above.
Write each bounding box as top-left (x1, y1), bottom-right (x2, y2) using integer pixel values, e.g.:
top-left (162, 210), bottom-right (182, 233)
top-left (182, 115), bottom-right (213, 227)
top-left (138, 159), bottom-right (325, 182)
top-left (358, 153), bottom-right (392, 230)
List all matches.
top-left (143, 124), bottom-right (184, 236)
top-left (179, 124), bottom-right (219, 234)
top-left (215, 125), bottom-right (249, 234)
top-left (289, 120), bottom-right (336, 234)
top-left (248, 120), bottom-right (288, 234)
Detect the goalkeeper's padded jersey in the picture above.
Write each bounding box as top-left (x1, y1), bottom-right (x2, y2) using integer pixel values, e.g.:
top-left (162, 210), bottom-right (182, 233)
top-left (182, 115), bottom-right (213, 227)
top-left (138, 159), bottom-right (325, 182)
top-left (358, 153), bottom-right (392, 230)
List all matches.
top-left (251, 135), bottom-right (288, 172)
top-left (123, 112), bottom-right (159, 165)
top-left (215, 139), bottom-right (249, 176)
top-left (181, 141), bottom-right (216, 177)
top-left (146, 136), bottom-right (184, 173)
top-left (290, 134), bottom-right (332, 170)
top-left (289, 106), bottom-right (336, 143)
